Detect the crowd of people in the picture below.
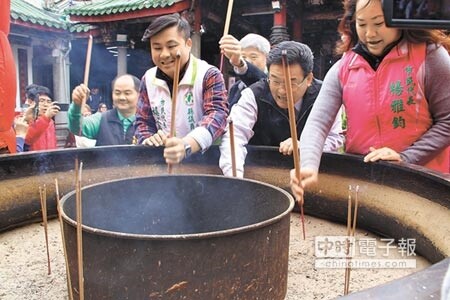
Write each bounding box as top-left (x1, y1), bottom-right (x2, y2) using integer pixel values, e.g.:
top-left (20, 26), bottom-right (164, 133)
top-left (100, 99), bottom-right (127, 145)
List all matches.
top-left (1, 0), bottom-right (449, 297)
top-left (1, 2), bottom-right (449, 176)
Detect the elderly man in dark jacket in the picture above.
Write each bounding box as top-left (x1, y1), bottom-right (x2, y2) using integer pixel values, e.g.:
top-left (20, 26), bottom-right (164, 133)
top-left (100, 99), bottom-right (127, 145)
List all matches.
top-left (220, 41), bottom-right (344, 177)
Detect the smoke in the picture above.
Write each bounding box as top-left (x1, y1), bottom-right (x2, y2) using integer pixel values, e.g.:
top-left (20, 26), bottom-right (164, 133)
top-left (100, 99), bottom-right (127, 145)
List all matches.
top-left (62, 175), bottom-right (291, 237)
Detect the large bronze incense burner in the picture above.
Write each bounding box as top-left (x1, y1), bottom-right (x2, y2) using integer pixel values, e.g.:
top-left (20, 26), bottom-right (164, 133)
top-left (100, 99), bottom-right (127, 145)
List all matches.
top-left (0, 145), bottom-right (449, 298)
top-left (61, 175), bottom-right (294, 299)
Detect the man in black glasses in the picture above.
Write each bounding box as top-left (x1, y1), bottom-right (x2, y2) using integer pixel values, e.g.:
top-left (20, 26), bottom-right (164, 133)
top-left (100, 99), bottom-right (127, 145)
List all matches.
top-left (219, 41), bottom-right (344, 177)
top-left (24, 86), bottom-right (60, 151)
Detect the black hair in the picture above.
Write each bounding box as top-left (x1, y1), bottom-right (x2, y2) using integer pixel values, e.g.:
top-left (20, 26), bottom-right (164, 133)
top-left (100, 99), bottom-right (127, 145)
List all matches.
top-left (34, 86), bottom-right (52, 103)
top-left (141, 13), bottom-right (191, 42)
top-left (266, 41), bottom-right (314, 75)
top-left (25, 84), bottom-right (40, 100)
top-left (111, 74), bottom-right (141, 92)
top-left (97, 102), bottom-right (107, 110)
top-left (31, 85), bottom-right (52, 119)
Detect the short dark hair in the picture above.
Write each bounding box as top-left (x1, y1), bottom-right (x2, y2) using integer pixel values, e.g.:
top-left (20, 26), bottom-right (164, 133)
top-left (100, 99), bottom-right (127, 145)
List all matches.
top-left (267, 41), bottom-right (314, 75)
top-left (111, 74), bottom-right (140, 92)
top-left (141, 13), bottom-right (191, 42)
top-left (25, 84), bottom-right (40, 100)
top-left (35, 86), bottom-right (52, 103)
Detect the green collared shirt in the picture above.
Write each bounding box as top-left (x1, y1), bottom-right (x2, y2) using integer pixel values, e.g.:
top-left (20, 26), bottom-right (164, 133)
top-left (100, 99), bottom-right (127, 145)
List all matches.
top-left (68, 103), bottom-right (135, 139)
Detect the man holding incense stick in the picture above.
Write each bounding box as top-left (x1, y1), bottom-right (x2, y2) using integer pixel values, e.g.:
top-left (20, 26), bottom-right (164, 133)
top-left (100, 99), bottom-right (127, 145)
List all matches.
top-left (136, 13), bottom-right (228, 164)
top-left (68, 74), bottom-right (140, 146)
top-left (219, 33), bottom-right (270, 108)
top-left (219, 41), bottom-right (343, 177)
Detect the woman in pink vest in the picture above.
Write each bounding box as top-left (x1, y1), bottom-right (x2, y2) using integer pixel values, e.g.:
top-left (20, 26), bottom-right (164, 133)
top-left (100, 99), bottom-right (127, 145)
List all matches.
top-left (290, 0), bottom-right (450, 199)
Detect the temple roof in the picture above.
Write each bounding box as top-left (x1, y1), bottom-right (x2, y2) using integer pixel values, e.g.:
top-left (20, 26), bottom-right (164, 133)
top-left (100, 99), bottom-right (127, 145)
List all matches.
top-left (11, 0), bottom-right (69, 30)
top-left (65, 0), bottom-right (180, 17)
top-left (10, 0), bottom-right (93, 33)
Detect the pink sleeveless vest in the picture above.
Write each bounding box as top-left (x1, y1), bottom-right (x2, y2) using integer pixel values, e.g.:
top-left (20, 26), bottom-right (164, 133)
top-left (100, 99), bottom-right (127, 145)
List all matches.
top-left (339, 42), bottom-right (449, 173)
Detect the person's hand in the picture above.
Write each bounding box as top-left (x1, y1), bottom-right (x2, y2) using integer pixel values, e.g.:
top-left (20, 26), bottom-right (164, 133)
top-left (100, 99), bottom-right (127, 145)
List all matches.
top-left (44, 102), bottom-right (60, 119)
top-left (164, 137), bottom-right (186, 164)
top-left (219, 35), bottom-right (243, 67)
top-left (142, 130), bottom-right (168, 147)
top-left (363, 146), bottom-right (402, 163)
top-left (23, 102), bottom-right (36, 123)
top-left (289, 168), bottom-right (318, 205)
top-left (279, 137), bottom-right (295, 155)
top-left (14, 116), bottom-right (29, 138)
top-left (71, 84), bottom-right (90, 106)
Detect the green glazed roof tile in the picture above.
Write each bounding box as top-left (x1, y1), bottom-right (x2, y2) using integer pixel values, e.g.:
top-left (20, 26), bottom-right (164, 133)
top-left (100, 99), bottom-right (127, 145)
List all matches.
top-left (65, 0), bottom-right (177, 17)
top-left (11, 0), bottom-right (69, 30)
top-left (69, 23), bottom-right (95, 33)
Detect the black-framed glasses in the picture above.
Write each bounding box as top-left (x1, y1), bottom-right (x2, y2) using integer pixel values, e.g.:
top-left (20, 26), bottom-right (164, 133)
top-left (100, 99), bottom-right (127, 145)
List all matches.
top-left (38, 97), bottom-right (52, 104)
top-left (267, 76), bottom-right (307, 91)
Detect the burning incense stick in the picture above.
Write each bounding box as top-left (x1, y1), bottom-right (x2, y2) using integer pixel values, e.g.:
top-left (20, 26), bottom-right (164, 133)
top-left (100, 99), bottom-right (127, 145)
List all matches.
top-left (80, 35), bottom-right (93, 135)
top-left (219, 0), bottom-right (234, 72)
top-left (228, 117), bottom-right (237, 177)
top-left (344, 185), bottom-right (359, 295)
top-left (344, 185), bottom-right (352, 294)
top-left (39, 185), bottom-right (51, 275)
top-left (75, 159), bottom-right (84, 300)
top-left (223, 0), bottom-right (234, 36)
top-left (168, 51), bottom-right (182, 174)
top-left (281, 50), bottom-right (306, 239)
top-left (55, 178), bottom-right (74, 300)
top-left (352, 186), bottom-right (359, 236)
top-left (83, 35), bottom-right (93, 87)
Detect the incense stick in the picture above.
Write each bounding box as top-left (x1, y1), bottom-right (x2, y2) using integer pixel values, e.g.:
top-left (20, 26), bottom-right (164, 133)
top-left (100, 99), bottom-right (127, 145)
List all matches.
top-left (39, 185), bottom-right (51, 275)
top-left (168, 51), bottom-right (182, 174)
top-left (228, 117), bottom-right (237, 177)
top-left (219, 0), bottom-right (234, 72)
top-left (83, 35), bottom-right (93, 87)
top-left (223, 0), bottom-right (234, 36)
top-left (281, 50), bottom-right (306, 239)
top-left (75, 159), bottom-right (84, 300)
top-left (55, 178), bottom-right (74, 300)
top-left (344, 185), bottom-right (359, 295)
top-left (344, 185), bottom-right (352, 294)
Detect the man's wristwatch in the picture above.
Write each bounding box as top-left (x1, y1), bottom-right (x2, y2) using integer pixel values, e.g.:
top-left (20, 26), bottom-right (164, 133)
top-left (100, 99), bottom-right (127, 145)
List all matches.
top-left (183, 141), bottom-right (192, 158)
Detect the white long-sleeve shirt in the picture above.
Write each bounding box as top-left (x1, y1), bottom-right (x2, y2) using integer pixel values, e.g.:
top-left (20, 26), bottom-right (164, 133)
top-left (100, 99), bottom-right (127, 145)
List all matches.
top-left (219, 86), bottom-right (344, 177)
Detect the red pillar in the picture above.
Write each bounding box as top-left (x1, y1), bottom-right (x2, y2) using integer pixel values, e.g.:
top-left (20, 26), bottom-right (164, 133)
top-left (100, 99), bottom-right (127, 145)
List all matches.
top-left (292, 18), bottom-right (302, 41)
top-left (270, 0), bottom-right (289, 45)
top-left (0, 0), bottom-right (17, 153)
top-left (194, 0), bottom-right (202, 32)
top-left (273, 0), bottom-right (287, 27)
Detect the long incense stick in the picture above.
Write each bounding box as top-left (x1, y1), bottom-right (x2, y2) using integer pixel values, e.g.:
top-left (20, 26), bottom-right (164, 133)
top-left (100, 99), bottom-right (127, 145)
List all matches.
top-left (281, 50), bottom-right (306, 239)
top-left (228, 117), bottom-right (237, 177)
top-left (223, 0), bottom-right (234, 36)
top-left (168, 51), bottom-right (182, 174)
top-left (352, 186), bottom-right (359, 235)
top-left (55, 178), bottom-right (74, 300)
top-left (83, 35), bottom-right (93, 87)
top-left (39, 185), bottom-right (51, 275)
top-left (344, 185), bottom-right (359, 295)
top-left (75, 159), bottom-right (84, 300)
top-left (344, 185), bottom-right (352, 294)
top-left (219, 0), bottom-right (234, 72)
